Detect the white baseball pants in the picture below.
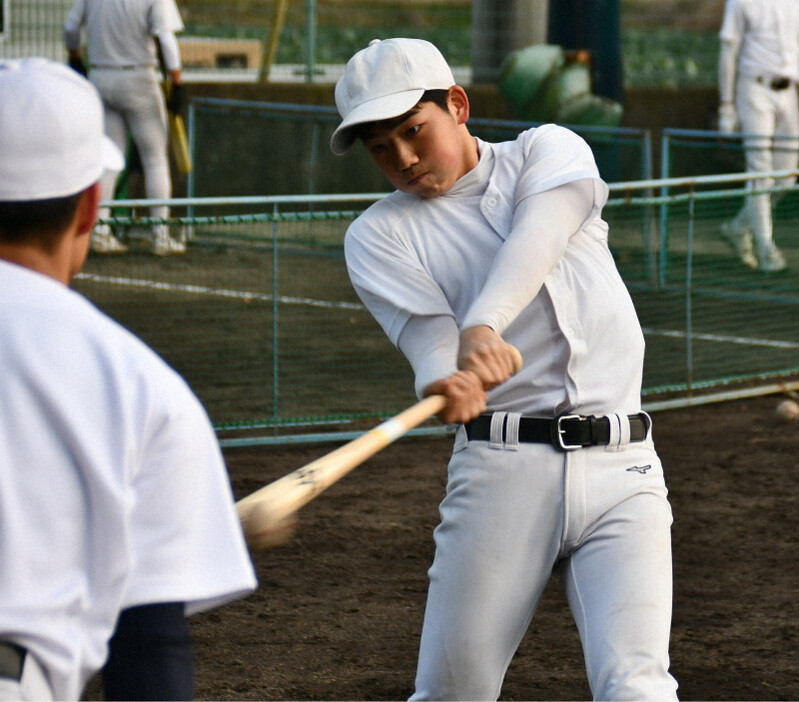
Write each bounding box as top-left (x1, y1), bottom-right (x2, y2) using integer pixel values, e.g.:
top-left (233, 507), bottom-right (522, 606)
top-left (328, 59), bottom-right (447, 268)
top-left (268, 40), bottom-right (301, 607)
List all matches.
top-left (410, 424), bottom-right (678, 701)
top-left (733, 75), bottom-right (799, 257)
top-left (90, 67), bottom-right (171, 225)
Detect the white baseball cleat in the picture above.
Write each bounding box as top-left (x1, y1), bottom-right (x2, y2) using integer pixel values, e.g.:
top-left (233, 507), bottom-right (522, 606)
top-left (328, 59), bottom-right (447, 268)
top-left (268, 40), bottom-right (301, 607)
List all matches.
top-left (720, 221), bottom-right (757, 269)
top-left (151, 225), bottom-right (186, 256)
top-left (90, 225), bottom-right (128, 254)
top-left (758, 245), bottom-right (787, 273)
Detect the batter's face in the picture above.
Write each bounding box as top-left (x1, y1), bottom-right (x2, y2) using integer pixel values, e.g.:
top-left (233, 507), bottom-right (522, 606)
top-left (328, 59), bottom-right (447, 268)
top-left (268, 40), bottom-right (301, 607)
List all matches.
top-left (361, 86), bottom-right (478, 198)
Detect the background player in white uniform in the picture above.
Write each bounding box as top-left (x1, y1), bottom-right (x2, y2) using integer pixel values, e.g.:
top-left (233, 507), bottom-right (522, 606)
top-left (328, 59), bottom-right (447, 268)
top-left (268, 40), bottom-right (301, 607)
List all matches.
top-left (717, 0), bottom-right (799, 272)
top-left (0, 58), bottom-right (260, 701)
top-left (331, 39), bottom-right (678, 701)
top-left (64, 0), bottom-right (187, 256)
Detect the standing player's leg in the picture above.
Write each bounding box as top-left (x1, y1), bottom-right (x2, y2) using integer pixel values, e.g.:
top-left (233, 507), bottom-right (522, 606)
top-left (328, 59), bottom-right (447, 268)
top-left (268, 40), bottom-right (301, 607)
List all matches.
top-left (773, 89), bottom-right (799, 182)
top-left (721, 77), bottom-right (771, 269)
top-left (125, 69), bottom-right (185, 256)
top-left (769, 90), bottom-right (799, 268)
top-left (738, 80), bottom-right (785, 270)
top-left (90, 82), bottom-right (129, 253)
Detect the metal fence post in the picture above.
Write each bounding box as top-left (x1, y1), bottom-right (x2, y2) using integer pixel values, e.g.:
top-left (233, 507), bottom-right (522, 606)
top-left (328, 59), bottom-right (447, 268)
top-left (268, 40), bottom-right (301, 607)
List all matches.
top-left (305, 0), bottom-right (317, 83)
top-left (659, 131), bottom-right (671, 287)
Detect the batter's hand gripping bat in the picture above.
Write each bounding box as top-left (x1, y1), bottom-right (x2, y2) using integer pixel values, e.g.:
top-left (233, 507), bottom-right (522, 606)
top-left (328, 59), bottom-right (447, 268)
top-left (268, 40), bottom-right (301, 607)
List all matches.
top-left (237, 345), bottom-right (523, 549)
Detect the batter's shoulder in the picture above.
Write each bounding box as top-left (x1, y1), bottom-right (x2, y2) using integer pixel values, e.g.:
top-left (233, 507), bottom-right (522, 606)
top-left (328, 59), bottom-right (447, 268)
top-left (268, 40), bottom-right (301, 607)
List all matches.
top-left (347, 190), bottom-right (420, 239)
top-left (488, 123), bottom-right (587, 160)
top-left (521, 123), bottom-right (589, 149)
top-left (490, 123), bottom-right (595, 172)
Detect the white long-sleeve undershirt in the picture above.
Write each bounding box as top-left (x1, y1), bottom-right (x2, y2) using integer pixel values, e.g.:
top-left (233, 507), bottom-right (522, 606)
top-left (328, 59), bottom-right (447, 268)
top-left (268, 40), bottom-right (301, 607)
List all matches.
top-left (718, 39), bottom-right (739, 103)
top-left (398, 179), bottom-right (594, 398)
top-left (157, 31), bottom-right (182, 72)
top-left (460, 178), bottom-right (593, 335)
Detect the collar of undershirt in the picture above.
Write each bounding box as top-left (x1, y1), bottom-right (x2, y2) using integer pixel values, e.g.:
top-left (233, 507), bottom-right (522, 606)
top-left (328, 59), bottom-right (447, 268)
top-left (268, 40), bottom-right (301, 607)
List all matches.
top-left (445, 137), bottom-right (494, 198)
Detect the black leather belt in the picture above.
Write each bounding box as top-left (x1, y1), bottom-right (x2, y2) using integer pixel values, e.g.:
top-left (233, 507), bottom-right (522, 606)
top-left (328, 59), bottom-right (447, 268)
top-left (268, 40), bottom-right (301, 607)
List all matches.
top-left (0, 642), bottom-right (25, 681)
top-left (465, 413), bottom-right (649, 451)
top-left (757, 75), bottom-right (792, 91)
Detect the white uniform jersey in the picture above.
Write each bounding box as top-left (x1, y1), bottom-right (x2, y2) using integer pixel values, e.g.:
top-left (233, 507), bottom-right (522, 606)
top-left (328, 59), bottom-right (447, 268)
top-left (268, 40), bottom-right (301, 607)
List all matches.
top-left (0, 261), bottom-right (257, 701)
top-left (64, 0), bottom-right (184, 68)
top-left (345, 125), bottom-right (645, 417)
top-left (720, 0), bottom-right (799, 81)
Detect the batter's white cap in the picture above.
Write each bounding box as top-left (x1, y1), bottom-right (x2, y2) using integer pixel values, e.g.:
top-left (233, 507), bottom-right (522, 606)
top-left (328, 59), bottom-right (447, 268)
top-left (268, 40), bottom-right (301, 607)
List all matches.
top-left (0, 58), bottom-right (124, 202)
top-left (330, 38), bottom-right (456, 155)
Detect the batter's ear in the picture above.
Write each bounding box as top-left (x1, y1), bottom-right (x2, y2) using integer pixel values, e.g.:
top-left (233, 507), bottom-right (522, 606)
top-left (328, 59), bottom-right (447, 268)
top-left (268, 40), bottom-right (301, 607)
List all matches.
top-left (66, 183), bottom-right (103, 282)
top-left (75, 183), bottom-right (102, 236)
top-left (448, 86), bottom-right (470, 125)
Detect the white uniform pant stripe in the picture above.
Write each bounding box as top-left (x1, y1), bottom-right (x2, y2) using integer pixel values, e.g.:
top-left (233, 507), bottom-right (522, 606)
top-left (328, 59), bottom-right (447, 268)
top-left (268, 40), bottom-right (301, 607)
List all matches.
top-left (606, 412), bottom-right (631, 450)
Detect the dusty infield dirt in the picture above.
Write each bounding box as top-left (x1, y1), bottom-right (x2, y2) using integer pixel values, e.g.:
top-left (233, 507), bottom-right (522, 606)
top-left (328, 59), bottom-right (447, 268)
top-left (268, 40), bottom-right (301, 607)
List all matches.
top-left (85, 393), bottom-right (798, 701)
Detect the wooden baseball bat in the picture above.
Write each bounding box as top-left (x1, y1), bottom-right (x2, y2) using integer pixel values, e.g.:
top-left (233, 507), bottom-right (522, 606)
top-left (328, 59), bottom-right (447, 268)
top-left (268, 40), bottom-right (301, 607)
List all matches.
top-left (237, 345), bottom-right (523, 549)
top-left (155, 37), bottom-right (192, 174)
top-left (168, 111), bottom-right (193, 174)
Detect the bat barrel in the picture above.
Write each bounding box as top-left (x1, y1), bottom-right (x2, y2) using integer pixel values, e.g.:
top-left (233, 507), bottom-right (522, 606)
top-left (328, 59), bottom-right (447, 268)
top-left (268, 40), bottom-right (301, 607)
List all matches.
top-left (236, 395), bottom-right (446, 547)
top-left (237, 343), bottom-right (522, 550)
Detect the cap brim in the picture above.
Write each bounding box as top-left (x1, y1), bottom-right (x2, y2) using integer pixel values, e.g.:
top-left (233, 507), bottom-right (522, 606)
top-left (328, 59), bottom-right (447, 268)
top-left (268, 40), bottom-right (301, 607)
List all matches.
top-left (330, 88), bottom-right (425, 155)
top-left (101, 135), bottom-right (125, 174)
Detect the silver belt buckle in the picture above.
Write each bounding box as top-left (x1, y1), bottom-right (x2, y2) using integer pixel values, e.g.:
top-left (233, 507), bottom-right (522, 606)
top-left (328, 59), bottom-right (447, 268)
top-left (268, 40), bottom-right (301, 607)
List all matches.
top-left (553, 414), bottom-right (584, 451)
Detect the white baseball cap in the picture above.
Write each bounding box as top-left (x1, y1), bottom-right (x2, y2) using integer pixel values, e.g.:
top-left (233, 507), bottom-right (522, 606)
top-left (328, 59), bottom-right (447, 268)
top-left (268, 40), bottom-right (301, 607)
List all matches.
top-left (0, 58), bottom-right (124, 202)
top-left (330, 38), bottom-right (456, 155)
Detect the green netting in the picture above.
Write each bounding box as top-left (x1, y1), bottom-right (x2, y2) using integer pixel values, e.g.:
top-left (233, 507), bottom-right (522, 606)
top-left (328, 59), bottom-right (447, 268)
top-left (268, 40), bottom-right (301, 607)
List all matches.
top-left (606, 175), bottom-right (799, 399)
top-left (73, 212), bottom-right (418, 440)
top-left (657, 130), bottom-right (799, 393)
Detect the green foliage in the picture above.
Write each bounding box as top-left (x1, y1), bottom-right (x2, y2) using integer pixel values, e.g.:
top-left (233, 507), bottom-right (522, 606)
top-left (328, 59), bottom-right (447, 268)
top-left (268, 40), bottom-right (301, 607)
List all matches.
top-left (271, 25), bottom-right (472, 65)
top-left (623, 27), bottom-right (720, 87)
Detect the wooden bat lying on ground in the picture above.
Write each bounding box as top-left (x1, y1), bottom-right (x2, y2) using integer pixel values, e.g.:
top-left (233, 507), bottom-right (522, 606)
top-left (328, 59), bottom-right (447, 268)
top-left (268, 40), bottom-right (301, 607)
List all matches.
top-left (237, 346), bottom-right (523, 549)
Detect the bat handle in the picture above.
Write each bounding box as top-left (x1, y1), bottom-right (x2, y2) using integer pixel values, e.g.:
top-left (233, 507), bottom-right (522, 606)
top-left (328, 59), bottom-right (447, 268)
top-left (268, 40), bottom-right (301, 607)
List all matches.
top-left (508, 344), bottom-right (523, 374)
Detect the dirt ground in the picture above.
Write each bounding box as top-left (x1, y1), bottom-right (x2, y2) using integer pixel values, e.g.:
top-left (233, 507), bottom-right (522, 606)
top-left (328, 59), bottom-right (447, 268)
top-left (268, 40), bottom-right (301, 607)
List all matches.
top-left (84, 393), bottom-right (798, 701)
